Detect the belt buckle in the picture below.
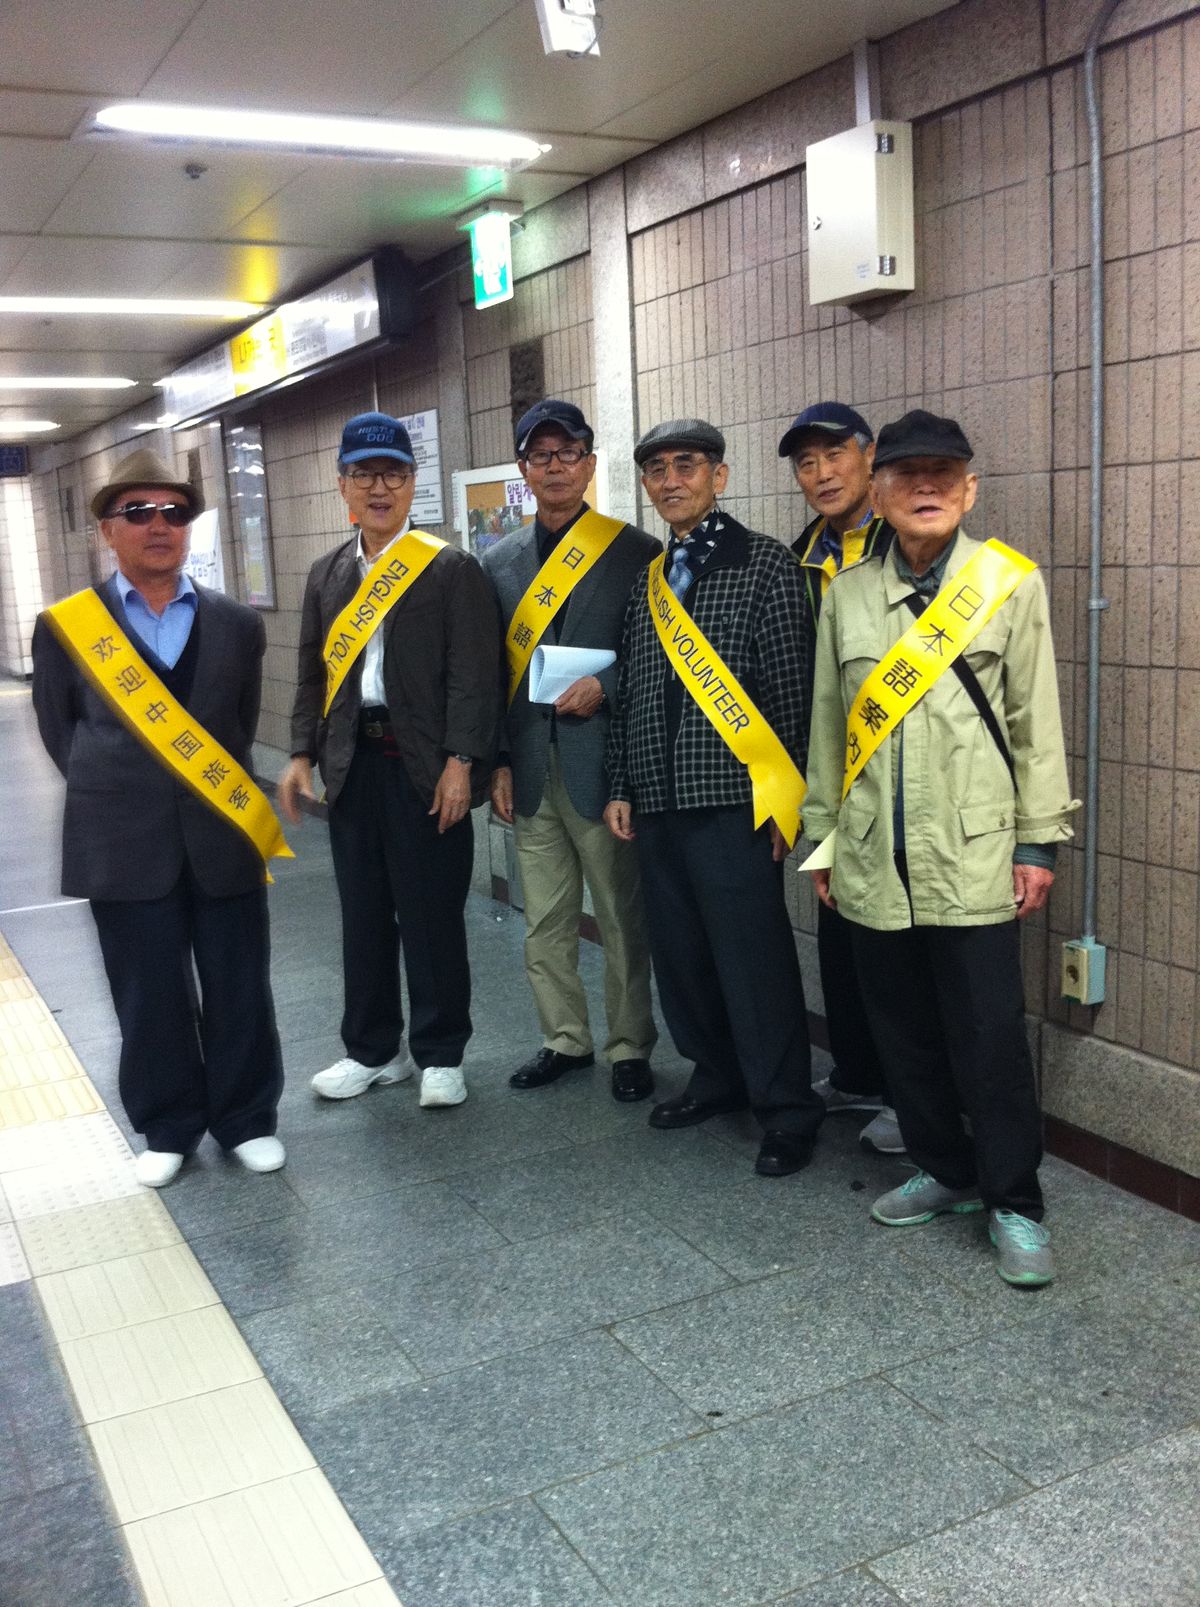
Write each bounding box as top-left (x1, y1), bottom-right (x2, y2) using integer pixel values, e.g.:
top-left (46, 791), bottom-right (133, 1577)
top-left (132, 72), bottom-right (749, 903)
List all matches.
top-left (364, 720), bottom-right (384, 739)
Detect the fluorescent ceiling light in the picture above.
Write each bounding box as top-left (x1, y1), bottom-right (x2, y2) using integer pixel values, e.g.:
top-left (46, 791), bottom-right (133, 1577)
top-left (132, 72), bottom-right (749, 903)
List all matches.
top-left (0, 419), bottom-right (59, 433)
top-left (0, 375), bottom-right (137, 390)
top-left (0, 296), bottom-right (262, 318)
top-left (93, 102), bottom-right (550, 169)
top-left (132, 413), bottom-right (181, 432)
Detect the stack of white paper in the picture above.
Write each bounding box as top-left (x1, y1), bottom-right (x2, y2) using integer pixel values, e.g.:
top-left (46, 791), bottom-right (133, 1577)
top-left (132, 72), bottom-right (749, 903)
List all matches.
top-left (528, 644), bottom-right (616, 704)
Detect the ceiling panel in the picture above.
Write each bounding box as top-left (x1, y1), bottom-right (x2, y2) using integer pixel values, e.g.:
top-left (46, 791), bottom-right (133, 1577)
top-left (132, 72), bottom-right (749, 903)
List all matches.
top-left (0, 137), bottom-right (97, 231)
top-left (0, 235), bottom-right (201, 295)
top-left (153, 241), bottom-right (349, 301)
top-left (0, 89), bottom-right (94, 139)
top-left (0, 312), bottom-right (244, 356)
top-left (0, 0), bottom-right (205, 94)
top-left (0, 347), bottom-right (176, 380)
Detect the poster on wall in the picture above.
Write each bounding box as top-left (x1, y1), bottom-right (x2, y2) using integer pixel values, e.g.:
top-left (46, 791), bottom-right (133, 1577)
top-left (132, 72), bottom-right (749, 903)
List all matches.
top-left (399, 409), bottom-right (443, 527)
top-left (452, 452), bottom-right (607, 559)
top-left (185, 508), bottom-right (225, 593)
top-left (223, 422), bottom-right (276, 608)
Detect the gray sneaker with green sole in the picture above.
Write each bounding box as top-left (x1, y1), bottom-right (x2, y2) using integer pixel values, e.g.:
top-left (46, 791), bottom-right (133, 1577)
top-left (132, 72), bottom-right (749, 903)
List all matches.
top-left (871, 1170), bottom-right (984, 1226)
top-left (989, 1209), bottom-right (1055, 1286)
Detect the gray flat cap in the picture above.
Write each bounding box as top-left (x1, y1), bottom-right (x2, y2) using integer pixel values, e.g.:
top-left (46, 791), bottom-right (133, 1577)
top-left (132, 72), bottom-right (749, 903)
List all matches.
top-left (634, 418), bottom-right (726, 466)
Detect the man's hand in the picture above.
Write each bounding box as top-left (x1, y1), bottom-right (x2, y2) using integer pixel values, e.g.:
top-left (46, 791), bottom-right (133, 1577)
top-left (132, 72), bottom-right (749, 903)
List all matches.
top-left (769, 822), bottom-right (789, 863)
top-left (555, 675), bottom-right (604, 719)
top-left (1013, 863), bottom-right (1054, 919)
top-left (277, 756), bottom-right (316, 825)
top-left (430, 756), bottom-right (472, 834)
top-left (490, 765), bottom-right (514, 825)
top-left (604, 800), bottom-right (636, 842)
top-left (810, 867), bottom-right (837, 909)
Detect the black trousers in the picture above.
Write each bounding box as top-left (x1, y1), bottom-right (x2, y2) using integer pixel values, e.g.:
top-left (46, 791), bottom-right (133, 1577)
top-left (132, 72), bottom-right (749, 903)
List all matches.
top-left (91, 871), bottom-right (282, 1154)
top-left (818, 901), bottom-right (889, 1102)
top-left (635, 805), bottom-right (822, 1140)
top-left (328, 745), bottom-right (473, 1070)
top-left (850, 918), bottom-right (1044, 1219)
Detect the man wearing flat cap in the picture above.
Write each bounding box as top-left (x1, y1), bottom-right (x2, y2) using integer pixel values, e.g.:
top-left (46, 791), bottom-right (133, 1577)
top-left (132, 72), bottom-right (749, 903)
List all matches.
top-left (781, 400), bottom-right (899, 1157)
top-left (483, 399), bottom-right (659, 1103)
top-left (605, 419), bottom-right (824, 1176)
top-left (805, 409), bottom-right (1077, 1286)
top-left (280, 412), bottom-right (500, 1111)
top-left (32, 448), bottom-right (286, 1187)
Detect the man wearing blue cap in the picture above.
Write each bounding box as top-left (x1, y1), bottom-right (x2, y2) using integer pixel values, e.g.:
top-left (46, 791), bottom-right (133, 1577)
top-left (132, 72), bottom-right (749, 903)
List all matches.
top-left (483, 399), bottom-right (659, 1102)
top-left (280, 412), bottom-right (500, 1109)
top-left (780, 401), bottom-right (899, 1156)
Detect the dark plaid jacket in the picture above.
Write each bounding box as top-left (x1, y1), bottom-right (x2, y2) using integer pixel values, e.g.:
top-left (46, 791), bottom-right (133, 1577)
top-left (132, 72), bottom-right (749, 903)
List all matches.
top-left (606, 514), bottom-right (810, 813)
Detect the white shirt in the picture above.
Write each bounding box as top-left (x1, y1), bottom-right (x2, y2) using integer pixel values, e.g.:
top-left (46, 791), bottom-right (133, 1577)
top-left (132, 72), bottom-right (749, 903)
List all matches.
top-left (355, 522), bottom-right (409, 707)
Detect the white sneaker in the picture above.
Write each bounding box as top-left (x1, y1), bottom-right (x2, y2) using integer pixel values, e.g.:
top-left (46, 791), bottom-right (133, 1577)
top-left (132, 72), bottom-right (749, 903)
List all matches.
top-left (310, 1044), bottom-right (417, 1100)
top-left (859, 1107), bottom-right (906, 1155)
top-left (135, 1149), bottom-right (183, 1188)
top-left (232, 1136), bottom-right (286, 1173)
top-left (419, 1065), bottom-right (467, 1108)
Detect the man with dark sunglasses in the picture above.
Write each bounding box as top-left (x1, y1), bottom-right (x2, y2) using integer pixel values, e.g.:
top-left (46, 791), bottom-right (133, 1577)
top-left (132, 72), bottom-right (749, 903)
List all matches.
top-left (32, 447), bottom-right (286, 1188)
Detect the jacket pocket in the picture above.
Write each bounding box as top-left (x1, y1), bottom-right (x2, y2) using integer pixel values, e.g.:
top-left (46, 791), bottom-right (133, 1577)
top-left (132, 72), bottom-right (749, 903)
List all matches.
top-left (957, 800), bottom-right (1016, 912)
top-left (830, 795), bottom-right (879, 913)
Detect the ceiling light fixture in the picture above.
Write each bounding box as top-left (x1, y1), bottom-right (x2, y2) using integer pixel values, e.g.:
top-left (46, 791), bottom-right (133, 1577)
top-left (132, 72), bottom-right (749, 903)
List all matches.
top-left (92, 102), bottom-right (550, 170)
top-left (0, 296), bottom-right (262, 318)
top-left (0, 419), bottom-right (59, 433)
top-left (0, 376), bottom-right (137, 390)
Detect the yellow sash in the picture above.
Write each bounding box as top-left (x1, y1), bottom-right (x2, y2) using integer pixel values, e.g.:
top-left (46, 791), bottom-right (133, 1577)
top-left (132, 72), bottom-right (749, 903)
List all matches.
top-left (646, 555), bottom-right (806, 846)
top-left (504, 510), bottom-right (625, 704)
top-left (841, 537), bottom-right (1037, 799)
top-left (44, 589), bottom-right (292, 873)
top-left (321, 530), bottom-right (447, 715)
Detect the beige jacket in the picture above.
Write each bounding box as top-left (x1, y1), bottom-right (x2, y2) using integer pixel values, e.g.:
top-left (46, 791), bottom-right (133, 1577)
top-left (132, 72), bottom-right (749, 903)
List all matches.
top-left (804, 529), bottom-right (1078, 930)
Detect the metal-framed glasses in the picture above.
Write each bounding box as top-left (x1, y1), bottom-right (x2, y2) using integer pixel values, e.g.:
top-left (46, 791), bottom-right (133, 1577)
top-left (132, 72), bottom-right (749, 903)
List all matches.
top-left (523, 445), bottom-right (590, 468)
top-left (346, 466), bottom-right (413, 490)
top-left (111, 501), bottom-right (192, 527)
top-left (641, 453), bottom-right (713, 483)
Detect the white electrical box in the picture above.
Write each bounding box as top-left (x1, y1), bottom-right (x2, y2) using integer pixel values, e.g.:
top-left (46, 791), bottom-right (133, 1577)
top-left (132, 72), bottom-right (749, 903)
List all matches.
top-left (534, 0), bottom-right (600, 57)
top-left (805, 120), bottom-right (915, 306)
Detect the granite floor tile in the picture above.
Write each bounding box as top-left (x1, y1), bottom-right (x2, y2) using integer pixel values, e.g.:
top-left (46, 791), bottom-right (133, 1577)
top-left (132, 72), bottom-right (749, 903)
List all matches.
top-left (886, 1289), bottom-right (1200, 1485)
top-left (239, 1290), bottom-right (422, 1415)
top-left (537, 1378), bottom-right (1027, 1607)
top-left (873, 1426), bottom-right (1200, 1606)
top-left (773, 1571), bottom-right (901, 1606)
top-left (294, 1329), bottom-right (702, 1544)
top-left (158, 1151), bottom-right (306, 1238)
top-left (0, 1282), bottom-right (89, 1496)
top-left (614, 1238), bottom-right (988, 1421)
top-left (188, 1181), bottom-right (505, 1317)
top-left (0, 1477), bottom-right (141, 1606)
top-left (371, 1213), bottom-right (731, 1373)
top-left (375, 1498), bottom-right (613, 1606)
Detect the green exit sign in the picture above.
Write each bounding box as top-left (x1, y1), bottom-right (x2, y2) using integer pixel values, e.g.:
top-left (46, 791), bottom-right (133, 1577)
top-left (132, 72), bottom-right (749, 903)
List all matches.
top-left (469, 212), bottom-right (514, 310)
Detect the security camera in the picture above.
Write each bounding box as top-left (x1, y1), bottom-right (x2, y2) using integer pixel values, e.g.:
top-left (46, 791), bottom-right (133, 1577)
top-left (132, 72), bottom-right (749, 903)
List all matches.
top-left (534, 0), bottom-right (600, 58)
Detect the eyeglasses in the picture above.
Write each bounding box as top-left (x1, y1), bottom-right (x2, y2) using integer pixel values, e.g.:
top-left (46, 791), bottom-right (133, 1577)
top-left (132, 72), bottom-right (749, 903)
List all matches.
top-left (522, 445), bottom-right (590, 468)
top-left (641, 453), bottom-right (713, 483)
top-left (111, 501), bottom-right (192, 527)
top-left (346, 467), bottom-right (413, 489)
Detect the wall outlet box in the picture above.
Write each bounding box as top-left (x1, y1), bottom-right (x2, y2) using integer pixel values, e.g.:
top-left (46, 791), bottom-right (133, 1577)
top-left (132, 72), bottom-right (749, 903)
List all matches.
top-left (805, 120), bottom-right (915, 305)
top-left (1061, 938), bottom-right (1107, 1005)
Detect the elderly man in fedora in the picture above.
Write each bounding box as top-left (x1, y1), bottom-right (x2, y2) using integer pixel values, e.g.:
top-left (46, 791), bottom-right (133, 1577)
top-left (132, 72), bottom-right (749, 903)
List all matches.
top-left (32, 448), bottom-right (286, 1187)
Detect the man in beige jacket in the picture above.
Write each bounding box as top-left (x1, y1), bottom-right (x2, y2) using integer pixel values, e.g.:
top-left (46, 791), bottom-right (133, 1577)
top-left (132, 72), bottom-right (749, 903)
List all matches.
top-left (804, 410), bottom-right (1076, 1287)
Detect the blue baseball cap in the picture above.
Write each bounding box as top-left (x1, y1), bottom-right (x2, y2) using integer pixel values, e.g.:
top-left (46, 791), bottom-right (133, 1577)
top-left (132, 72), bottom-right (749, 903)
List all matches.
top-left (339, 412), bottom-right (415, 466)
top-left (515, 399), bottom-right (593, 456)
top-left (778, 402), bottom-right (873, 459)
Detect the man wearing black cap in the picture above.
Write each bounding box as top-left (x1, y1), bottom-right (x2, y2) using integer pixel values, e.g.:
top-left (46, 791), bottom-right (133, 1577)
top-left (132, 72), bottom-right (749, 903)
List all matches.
top-left (483, 400), bottom-right (659, 1102)
top-left (604, 419), bottom-right (824, 1176)
top-left (805, 409), bottom-right (1077, 1285)
top-left (780, 401), bottom-right (899, 1157)
top-left (280, 412), bottom-right (500, 1110)
top-left (32, 448), bottom-right (285, 1187)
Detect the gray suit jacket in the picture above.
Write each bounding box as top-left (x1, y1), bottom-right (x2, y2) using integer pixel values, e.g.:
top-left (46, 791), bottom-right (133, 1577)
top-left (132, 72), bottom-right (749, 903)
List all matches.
top-left (482, 514), bottom-right (659, 820)
top-left (31, 576), bottom-right (267, 902)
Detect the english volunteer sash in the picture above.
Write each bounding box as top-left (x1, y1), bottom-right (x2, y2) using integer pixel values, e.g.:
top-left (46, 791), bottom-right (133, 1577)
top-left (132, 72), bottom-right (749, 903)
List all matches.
top-left (504, 510), bottom-right (625, 704)
top-left (321, 530), bottom-right (448, 715)
top-left (44, 588), bottom-right (292, 873)
top-left (645, 554), bottom-right (806, 846)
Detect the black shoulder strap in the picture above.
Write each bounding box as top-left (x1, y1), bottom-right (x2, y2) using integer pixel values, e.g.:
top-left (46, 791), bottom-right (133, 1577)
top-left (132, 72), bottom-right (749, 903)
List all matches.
top-left (902, 593), bottom-right (1014, 779)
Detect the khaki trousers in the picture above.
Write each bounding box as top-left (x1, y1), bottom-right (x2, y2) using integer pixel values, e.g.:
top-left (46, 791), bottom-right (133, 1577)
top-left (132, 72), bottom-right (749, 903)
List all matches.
top-left (513, 749), bottom-right (656, 1062)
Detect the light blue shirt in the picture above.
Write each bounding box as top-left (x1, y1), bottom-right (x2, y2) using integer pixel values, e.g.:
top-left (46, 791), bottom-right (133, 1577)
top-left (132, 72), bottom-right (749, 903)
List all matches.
top-left (113, 569), bottom-right (198, 669)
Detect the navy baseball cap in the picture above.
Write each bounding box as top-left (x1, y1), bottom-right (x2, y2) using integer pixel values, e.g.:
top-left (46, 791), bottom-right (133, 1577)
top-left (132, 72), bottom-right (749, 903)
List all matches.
top-left (515, 399), bottom-right (594, 456)
top-left (338, 412), bottom-right (415, 466)
top-left (872, 409), bottom-right (974, 468)
top-left (778, 402), bottom-right (873, 459)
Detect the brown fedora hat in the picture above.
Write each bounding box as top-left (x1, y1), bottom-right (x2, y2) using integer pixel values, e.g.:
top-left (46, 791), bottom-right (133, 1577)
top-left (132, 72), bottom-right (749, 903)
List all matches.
top-left (89, 447), bottom-right (205, 521)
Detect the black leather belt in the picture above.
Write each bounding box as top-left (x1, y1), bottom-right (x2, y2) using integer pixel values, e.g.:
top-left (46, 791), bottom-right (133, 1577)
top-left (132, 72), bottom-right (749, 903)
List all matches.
top-left (358, 706), bottom-right (393, 744)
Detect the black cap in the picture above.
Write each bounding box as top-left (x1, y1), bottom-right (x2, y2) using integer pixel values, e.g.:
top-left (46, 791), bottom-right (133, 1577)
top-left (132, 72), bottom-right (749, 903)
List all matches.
top-left (514, 399), bottom-right (593, 456)
top-left (634, 418), bottom-right (726, 467)
top-left (777, 401), bottom-right (873, 459)
top-left (872, 409), bottom-right (974, 468)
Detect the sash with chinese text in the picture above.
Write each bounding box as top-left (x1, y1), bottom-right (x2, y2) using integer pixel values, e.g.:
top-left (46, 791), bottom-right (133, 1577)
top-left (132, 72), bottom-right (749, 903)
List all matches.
top-left (504, 510), bottom-right (625, 704)
top-left (44, 588), bottom-right (292, 872)
top-left (321, 530), bottom-right (447, 715)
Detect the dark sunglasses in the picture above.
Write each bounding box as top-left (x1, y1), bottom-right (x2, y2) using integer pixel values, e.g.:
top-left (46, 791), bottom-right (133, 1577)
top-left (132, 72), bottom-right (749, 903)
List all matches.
top-left (110, 501), bottom-right (193, 527)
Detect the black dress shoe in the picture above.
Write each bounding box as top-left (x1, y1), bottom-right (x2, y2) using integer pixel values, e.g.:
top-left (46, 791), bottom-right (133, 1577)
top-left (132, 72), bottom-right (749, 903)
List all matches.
top-left (648, 1093), bottom-right (749, 1129)
top-left (611, 1059), bottom-right (654, 1103)
top-left (754, 1131), bottom-right (815, 1177)
top-left (509, 1048), bottom-right (594, 1089)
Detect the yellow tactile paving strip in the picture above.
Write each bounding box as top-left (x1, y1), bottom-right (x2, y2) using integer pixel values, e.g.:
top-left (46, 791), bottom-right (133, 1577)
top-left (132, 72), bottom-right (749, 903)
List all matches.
top-left (0, 929), bottom-right (402, 1607)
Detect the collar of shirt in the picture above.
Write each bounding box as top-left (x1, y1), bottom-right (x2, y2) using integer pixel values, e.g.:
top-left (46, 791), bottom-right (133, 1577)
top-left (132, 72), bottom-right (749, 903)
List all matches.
top-left (114, 567), bottom-right (197, 614)
top-left (533, 503), bottom-right (587, 566)
top-left (894, 530), bottom-right (958, 599)
top-left (666, 507), bottom-right (725, 574)
top-left (356, 522), bottom-right (410, 572)
top-left (814, 506), bottom-right (873, 568)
